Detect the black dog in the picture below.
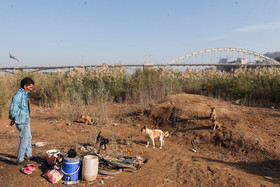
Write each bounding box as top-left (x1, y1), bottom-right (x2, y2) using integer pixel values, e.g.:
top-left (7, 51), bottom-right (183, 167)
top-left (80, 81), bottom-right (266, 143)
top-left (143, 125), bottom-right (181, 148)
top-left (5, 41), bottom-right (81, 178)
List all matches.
top-left (96, 131), bottom-right (109, 154)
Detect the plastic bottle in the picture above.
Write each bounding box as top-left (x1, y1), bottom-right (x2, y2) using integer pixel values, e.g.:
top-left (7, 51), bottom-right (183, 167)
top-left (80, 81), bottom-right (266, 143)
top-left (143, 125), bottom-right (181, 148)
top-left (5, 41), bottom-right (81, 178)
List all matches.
top-left (64, 180), bottom-right (79, 185)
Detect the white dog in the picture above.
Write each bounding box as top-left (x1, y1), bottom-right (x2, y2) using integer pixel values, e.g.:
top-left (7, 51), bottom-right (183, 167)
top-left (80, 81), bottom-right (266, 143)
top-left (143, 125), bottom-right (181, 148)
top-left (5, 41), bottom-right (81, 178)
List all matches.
top-left (140, 126), bottom-right (169, 149)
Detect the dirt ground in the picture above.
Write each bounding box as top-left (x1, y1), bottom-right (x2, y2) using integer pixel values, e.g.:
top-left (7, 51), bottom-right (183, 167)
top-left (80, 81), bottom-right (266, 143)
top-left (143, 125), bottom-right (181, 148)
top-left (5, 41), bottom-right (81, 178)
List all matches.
top-left (0, 93), bottom-right (279, 187)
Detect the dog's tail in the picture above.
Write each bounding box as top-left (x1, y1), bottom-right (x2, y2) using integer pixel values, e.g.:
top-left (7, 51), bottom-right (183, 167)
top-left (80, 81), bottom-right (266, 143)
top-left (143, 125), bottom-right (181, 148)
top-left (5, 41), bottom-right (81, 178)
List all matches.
top-left (164, 131), bottom-right (169, 137)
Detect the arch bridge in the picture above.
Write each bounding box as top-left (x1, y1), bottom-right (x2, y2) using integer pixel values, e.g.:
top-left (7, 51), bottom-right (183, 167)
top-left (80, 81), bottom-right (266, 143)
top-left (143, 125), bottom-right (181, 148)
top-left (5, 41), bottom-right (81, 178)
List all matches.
top-left (167, 48), bottom-right (280, 65)
top-left (1, 48), bottom-right (280, 73)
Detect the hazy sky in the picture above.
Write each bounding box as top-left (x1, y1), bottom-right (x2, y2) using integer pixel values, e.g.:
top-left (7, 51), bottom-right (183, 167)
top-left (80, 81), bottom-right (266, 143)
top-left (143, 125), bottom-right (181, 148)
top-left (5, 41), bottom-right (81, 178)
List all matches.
top-left (1, 0), bottom-right (280, 67)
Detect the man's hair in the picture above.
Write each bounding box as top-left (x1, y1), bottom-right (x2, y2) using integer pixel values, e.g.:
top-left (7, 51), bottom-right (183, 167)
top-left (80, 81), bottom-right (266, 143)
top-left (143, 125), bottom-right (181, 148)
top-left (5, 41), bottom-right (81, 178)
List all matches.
top-left (20, 77), bottom-right (35, 88)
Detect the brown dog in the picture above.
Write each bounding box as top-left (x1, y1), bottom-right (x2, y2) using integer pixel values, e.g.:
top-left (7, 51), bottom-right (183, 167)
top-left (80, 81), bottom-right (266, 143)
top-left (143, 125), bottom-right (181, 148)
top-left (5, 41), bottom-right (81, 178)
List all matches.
top-left (140, 126), bottom-right (169, 149)
top-left (75, 114), bottom-right (93, 125)
top-left (212, 119), bottom-right (222, 130)
top-left (209, 107), bottom-right (217, 121)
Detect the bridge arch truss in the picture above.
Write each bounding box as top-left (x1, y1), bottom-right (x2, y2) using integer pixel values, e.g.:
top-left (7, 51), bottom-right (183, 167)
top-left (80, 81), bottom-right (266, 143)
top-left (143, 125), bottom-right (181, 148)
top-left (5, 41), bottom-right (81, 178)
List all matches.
top-left (167, 48), bottom-right (280, 65)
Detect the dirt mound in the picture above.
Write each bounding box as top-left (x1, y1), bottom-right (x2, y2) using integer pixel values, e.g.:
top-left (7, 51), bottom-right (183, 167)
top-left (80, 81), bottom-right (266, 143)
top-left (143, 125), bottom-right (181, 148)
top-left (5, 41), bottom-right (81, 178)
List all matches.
top-left (147, 94), bottom-right (279, 160)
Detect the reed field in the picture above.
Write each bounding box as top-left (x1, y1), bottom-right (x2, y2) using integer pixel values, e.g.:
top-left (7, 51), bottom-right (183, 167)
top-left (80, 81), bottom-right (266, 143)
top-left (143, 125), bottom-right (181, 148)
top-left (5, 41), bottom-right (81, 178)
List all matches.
top-left (1, 66), bottom-right (280, 117)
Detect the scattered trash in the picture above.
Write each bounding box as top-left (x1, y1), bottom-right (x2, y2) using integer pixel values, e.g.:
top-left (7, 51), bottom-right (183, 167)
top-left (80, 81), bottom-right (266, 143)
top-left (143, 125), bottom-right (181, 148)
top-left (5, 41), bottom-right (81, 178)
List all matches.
top-left (86, 145), bottom-right (93, 151)
top-left (97, 177), bottom-right (105, 184)
top-left (271, 106), bottom-right (274, 109)
top-left (53, 164), bottom-right (62, 170)
top-left (112, 123), bottom-right (119, 126)
top-left (102, 176), bottom-right (114, 180)
top-left (185, 100), bottom-right (189, 103)
top-left (64, 180), bottom-right (79, 185)
top-left (136, 156), bottom-right (143, 164)
top-left (191, 138), bottom-right (200, 153)
top-left (207, 166), bottom-right (214, 175)
top-left (34, 142), bottom-right (46, 147)
top-left (98, 168), bottom-right (122, 175)
top-left (67, 122), bottom-right (72, 126)
top-left (98, 154), bottom-right (143, 175)
top-left (170, 102), bottom-right (175, 104)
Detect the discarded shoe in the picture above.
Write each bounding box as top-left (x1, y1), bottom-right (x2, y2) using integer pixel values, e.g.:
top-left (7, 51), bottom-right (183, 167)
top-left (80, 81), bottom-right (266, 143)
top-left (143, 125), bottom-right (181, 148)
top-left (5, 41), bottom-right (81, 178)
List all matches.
top-left (21, 166), bottom-right (32, 175)
top-left (26, 164), bottom-right (35, 171)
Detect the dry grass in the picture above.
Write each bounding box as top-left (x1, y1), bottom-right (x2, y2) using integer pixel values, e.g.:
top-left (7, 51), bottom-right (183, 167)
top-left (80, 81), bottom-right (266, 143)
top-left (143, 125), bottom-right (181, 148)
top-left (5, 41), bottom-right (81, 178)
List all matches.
top-left (1, 66), bottom-right (280, 117)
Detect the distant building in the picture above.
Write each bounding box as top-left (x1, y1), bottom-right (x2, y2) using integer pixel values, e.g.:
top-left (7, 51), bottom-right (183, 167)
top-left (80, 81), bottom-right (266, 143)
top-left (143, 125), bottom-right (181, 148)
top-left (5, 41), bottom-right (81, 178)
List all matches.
top-left (219, 57), bottom-right (247, 64)
top-left (236, 58), bottom-right (247, 64)
top-left (218, 57), bottom-right (247, 71)
top-left (219, 58), bottom-right (228, 64)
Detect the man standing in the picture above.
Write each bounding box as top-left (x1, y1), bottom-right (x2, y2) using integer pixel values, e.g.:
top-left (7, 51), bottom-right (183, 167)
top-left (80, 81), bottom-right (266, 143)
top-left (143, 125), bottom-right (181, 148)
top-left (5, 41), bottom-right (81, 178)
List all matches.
top-left (9, 77), bottom-right (34, 165)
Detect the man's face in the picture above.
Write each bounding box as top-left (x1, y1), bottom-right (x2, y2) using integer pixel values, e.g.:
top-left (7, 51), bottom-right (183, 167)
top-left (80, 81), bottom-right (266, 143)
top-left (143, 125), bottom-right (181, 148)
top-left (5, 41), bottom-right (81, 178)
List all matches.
top-left (23, 84), bottom-right (33, 92)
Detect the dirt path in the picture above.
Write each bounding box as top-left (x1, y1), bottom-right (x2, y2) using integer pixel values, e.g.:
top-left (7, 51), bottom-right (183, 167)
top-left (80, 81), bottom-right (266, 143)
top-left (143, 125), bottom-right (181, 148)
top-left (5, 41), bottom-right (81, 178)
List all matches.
top-left (0, 94), bottom-right (279, 186)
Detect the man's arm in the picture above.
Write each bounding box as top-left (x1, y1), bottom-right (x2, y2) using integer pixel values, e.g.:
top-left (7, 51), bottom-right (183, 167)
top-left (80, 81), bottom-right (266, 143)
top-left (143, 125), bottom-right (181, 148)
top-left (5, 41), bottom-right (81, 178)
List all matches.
top-left (9, 93), bottom-right (22, 122)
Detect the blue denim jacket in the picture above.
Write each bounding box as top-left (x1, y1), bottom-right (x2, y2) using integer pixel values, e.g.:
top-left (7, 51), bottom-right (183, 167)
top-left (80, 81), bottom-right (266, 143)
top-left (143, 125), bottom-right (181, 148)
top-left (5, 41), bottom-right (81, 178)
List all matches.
top-left (9, 88), bottom-right (30, 124)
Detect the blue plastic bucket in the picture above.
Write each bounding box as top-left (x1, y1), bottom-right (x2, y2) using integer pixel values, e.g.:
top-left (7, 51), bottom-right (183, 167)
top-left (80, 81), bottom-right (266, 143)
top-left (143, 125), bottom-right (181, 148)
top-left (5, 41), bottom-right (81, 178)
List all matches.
top-left (61, 156), bottom-right (80, 181)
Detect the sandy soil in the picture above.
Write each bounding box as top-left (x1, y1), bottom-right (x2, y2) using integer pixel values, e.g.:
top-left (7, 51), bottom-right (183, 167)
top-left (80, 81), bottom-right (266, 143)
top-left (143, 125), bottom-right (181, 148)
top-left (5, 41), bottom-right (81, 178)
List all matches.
top-left (0, 93), bottom-right (279, 187)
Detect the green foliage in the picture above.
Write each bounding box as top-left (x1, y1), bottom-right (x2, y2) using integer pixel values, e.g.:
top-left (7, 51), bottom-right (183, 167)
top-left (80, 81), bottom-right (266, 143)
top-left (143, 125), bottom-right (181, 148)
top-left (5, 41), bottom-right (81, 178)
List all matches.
top-left (1, 66), bottom-right (280, 115)
top-left (201, 67), bottom-right (280, 104)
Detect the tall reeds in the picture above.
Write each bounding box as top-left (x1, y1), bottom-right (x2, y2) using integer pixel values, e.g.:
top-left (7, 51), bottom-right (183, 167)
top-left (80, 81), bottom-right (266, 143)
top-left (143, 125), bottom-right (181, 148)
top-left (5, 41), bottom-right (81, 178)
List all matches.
top-left (1, 66), bottom-right (279, 117)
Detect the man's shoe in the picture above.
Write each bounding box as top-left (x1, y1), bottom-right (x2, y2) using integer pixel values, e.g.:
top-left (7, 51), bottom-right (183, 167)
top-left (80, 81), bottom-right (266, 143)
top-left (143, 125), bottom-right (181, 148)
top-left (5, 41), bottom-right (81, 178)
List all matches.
top-left (26, 156), bottom-right (33, 161)
top-left (17, 160), bottom-right (29, 166)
